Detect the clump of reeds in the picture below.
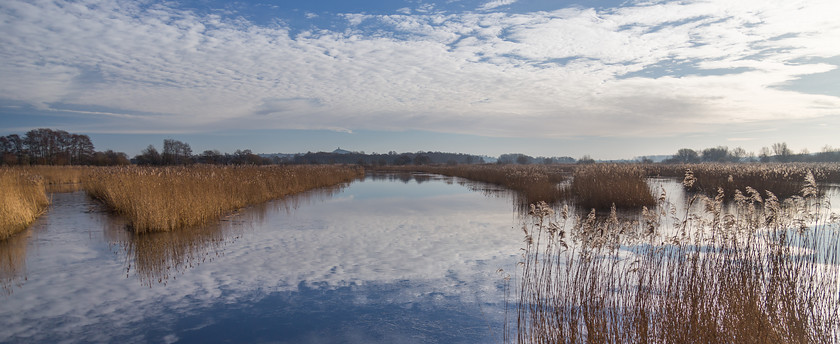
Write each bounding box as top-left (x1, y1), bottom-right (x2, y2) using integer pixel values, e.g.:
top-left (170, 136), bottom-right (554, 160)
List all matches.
top-left (380, 165), bottom-right (568, 206)
top-left (571, 164), bottom-right (655, 210)
top-left (653, 163), bottom-right (840, 200)
top-left (509, 173), bottom-right (840, 343)
top-left (0, 169), bottom-right (50, 240)
top-left (84, 165), bottom-right (364, 233)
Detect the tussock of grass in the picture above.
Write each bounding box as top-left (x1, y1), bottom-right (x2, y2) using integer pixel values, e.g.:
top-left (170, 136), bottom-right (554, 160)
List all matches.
top-left (84, 165), bottom-right (364, 233)
top-left (510, 173), bottom-right (840, 343)
top-left (571, 164), bottom-right (655, 210)
top-left (0, 169), bottom-right (49, 240)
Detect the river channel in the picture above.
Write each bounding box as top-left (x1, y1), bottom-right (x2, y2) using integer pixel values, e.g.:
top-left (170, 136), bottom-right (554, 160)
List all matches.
top-left (1, 173), bottom-right (523, 343)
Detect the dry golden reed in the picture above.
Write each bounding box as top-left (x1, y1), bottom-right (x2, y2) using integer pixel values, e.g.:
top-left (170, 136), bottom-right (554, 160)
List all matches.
top-left (19, 165), bottom-right (96, 185)
top-left (84, 165), bottom-right (364, 233)
top-left (509, 172), bottom-right (839, 344)
top-left (651, 163), bottom-right (840, 199)
top-left (0, 168), bottom-right (50, 240)
top-left (571, 164), bottom-right (655, 210)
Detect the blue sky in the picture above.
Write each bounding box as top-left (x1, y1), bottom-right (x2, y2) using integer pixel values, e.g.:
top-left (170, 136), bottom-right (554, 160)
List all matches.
top-left (1, 0), bottom-right (838, 159)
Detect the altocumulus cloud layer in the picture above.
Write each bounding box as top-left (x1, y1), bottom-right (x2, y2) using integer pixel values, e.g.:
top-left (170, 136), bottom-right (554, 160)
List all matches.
top-left (1, 0), bottom-right (838, 138)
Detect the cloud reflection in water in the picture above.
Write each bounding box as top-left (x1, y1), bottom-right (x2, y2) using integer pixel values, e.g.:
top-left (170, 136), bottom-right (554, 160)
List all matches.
top-left (0, 173), bottom-right (521, 343)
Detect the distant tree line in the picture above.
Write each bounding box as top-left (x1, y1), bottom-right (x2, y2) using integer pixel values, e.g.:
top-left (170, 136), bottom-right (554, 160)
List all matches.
top-left (133, 139), bottom-right (274, 165)
top-left (7, 130), bottom-right (838, 167)
top-left (663, 143), bottom-right (840, 164)
top-left (496, 153), bottom-right (576, 165)
top-left (287, 150), bottom-right (489, 166)
top-left (1, 128), bottom-right (129, 166)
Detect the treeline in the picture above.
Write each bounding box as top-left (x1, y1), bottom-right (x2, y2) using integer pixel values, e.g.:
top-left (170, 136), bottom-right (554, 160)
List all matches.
top-left (284, 150), bottom-right (489, 165)
top-left (134, 139), bottom-right (275, 165)
top-left (663, 143), bottom-right (840, 164)
top-left (1, 128), bottom-right (129, 166)
top-left (497, 153), bottom-right (576, 165)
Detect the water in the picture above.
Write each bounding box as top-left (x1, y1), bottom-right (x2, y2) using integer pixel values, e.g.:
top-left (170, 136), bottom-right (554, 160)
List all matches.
top-left (3, 173), bottom-right (838, 343)
top-left (0, 173), bottom-right (522, 343)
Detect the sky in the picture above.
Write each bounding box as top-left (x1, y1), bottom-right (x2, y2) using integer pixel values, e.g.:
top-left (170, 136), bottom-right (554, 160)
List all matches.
top-left (1, 0), bottom-right (838, 159)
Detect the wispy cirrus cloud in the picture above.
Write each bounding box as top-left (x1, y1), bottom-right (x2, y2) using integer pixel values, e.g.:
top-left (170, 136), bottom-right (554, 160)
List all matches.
top-left (478, 0), bottom-right (519, 11)
top-left (0, 0), bottom-right (838, 141)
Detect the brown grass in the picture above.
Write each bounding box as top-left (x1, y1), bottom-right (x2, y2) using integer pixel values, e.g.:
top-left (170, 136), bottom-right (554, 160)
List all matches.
top-left (509, 173), bottom-right (840, 343)
top-left (0, 168), bottom-right (50, 240)
top-left (84, 165), bottom-right (364, 233)
top-left (571, 164), bottom-right (656, 210)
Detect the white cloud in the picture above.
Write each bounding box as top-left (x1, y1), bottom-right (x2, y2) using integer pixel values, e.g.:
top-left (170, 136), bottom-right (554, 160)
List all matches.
top-left (0, 0), bottom-right (838, 139)
top-left (478, 0), bottom-right (519, 11)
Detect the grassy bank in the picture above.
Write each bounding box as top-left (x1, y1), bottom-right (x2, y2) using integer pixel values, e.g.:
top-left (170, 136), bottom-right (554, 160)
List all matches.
top-left (510, 174), bottom-right (839, 343)
top-left (0, 169), bottom-right (50, 240)
top-left (84, 165), bottom-right (364, 233)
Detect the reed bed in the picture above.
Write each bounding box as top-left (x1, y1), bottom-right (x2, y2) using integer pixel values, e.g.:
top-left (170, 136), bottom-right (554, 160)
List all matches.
top-left (0, 169), bottom-right (50, 240)
top-left (652, 163), bottom-right (840, 200)
top-left (84, 165), bottom-right (364, 233)
top-left (571, 164), bottom-right (656, 210)
top-left (509, 173), bottom-right (839, 343)
top-left (380, 165), bottom-right (568, 205)
top-left (18, 165), bottom-right (96, 185)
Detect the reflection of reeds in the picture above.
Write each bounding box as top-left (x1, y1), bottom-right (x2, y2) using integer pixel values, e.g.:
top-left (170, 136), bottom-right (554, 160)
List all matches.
top-left (510, 174), bottom-right (840, 343)
top-left (105, 182), bottom-right (349, 286)
top-left (0, 229), bottom-right (30, 295)
top-left (85, 165), bottom-right (364, 233)
top-left (107, 218), bottom-right (232, 287)
top-left (0, 168), bottom-right (49, 240)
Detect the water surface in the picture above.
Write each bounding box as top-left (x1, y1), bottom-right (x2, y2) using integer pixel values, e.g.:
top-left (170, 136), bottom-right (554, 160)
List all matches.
top-left (1, 173), bottom-right (522, 343)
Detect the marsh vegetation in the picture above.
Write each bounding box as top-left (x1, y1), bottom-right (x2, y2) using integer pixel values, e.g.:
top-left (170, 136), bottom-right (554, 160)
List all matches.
top-left (0, 168), bottom-right (49, 240)
top-left (84, 165), bottom-right (364, 233)
top-left (2, 160), bottom-right (839, 343)
top-left (508, 171), bottom-right (840, 344)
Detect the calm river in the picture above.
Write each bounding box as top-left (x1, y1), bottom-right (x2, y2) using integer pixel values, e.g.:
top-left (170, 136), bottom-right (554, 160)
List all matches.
top-left (1, 173), bottom-right (523, 343)
top-left (3, 173), bottom-right (837, 343)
